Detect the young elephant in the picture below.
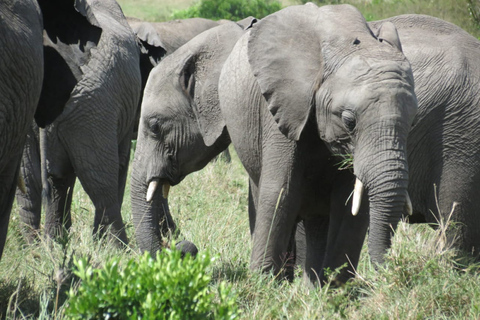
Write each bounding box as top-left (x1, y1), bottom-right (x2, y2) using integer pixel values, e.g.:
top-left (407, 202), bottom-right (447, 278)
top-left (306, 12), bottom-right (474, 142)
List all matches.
top-left (130, 21), bottom-right (249, 255)
top-left (219, 4), bottom-right (417, 284)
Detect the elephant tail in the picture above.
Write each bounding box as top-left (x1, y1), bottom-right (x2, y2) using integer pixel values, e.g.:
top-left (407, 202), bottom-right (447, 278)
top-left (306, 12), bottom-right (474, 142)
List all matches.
top-left (39, 127), bottom-right (51, 203)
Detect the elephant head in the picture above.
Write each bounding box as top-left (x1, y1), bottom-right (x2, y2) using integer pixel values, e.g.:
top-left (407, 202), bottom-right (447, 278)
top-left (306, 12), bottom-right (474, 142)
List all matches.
top-left (247, 4), bottom-right (417, 264)
top-left (131, 21), bottom-right (248, 255)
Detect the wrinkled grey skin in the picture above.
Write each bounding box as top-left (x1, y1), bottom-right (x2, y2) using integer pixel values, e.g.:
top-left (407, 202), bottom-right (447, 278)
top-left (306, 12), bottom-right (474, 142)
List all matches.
top-left (219, 4), bottom-right (417, 284)
top-left (15, 0), bottom-right (141, 245)
top-left (364, 15), bottom-right (480, 263)
top-left (127, 16), bottom-right (216, 140)
top-left (146, 18), bottom-right (221, 55)
top-left (130, 22), bottom-right (246, 256)
top-left (0, 0), bottom-right (43, 259)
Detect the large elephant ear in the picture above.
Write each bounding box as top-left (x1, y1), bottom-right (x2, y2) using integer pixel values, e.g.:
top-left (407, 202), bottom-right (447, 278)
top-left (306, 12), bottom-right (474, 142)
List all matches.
top-left (131, 21), bottom-right (167, 66)
top-left (181, 22), bottom-right (245, 146)
top-left (374, 21), bottom-right (403, 52)
top-left (35, 0), bottom-right (103, 127)
top-left (248, 4), bottom-right (323, 141)
top-left (74, 0), bottom-right (101, 28)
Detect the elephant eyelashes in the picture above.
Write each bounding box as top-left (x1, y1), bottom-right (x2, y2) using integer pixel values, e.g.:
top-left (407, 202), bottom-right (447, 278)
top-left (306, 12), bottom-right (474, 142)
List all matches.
top-left (341, 110), bottom-right (356, 132)
top-left (148, 118), bottom-right (161, 135)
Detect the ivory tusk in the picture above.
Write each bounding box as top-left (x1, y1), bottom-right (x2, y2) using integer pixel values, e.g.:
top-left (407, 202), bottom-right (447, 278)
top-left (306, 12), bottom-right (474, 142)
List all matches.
top-left (405, 192), bottom-right (413, 216)
top-left (146, 180), bottom-right (159, 202)
top-left (351, 178), bottom-right (364, 216)
top-left (162, 183), bottom-right (170, 199)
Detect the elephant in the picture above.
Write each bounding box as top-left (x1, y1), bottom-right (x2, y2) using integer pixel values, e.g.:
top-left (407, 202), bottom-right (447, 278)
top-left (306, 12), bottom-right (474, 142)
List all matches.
top-left (127, 16), bottom-right (217, 140)
top-left (363, 15), bottom-right (480, 264)
top-left (127, 17), bottom-right (221, 56)
top-left (130, 21), bottom-right (249, 256)
top-left (0, 0), bottom-right (44, 259)
top-left (15, 0), bottom-right (142, 246)
top-left (130, 3), bottom-right (417, 284)
top-left (219, 3), bottom-right (419, 283)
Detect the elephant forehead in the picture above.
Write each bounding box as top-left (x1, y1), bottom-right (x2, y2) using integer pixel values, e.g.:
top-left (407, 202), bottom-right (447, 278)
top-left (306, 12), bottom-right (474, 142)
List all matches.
top-left (326, 57), bottom-right (414, 94)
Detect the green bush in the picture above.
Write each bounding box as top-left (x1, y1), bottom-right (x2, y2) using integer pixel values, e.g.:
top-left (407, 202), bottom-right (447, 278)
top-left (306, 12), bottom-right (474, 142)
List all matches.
top-left (65, 250), bottom-right (240, 320)
top-left (172, 0), bottom-right (282, 21)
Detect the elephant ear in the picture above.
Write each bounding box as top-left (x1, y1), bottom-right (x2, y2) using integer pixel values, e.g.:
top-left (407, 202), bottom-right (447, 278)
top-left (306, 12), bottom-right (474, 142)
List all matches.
top-left (35, 0), bottom-right (103, 127)
top-left (181, 22), bottom-right (245, 146)
top-left (74, 0), bottom-right (101, 28)
top-left (131, 21), bottom-right (167, 66)
top-left (375, 21), bottom-right (403, 52)
top-left (248, 4), bottom-right (323, 141)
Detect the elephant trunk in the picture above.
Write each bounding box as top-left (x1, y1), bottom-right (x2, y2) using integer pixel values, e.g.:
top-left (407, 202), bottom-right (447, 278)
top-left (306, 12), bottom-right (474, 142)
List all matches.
top-left (130, 156), bottom-right (176, 256)
top-left (354, 122), bottom-right (410, 265)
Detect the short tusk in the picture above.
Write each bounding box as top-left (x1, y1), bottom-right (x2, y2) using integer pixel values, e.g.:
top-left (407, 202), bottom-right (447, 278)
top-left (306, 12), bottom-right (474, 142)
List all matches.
top-left (162, 183), bottom-right (170, 199)
top-left (352, 178), bottom-right (364, 216)
top-left (146, 179), bottom-right (159, 202)
top-left (405, 192), bottom-right (413, 216)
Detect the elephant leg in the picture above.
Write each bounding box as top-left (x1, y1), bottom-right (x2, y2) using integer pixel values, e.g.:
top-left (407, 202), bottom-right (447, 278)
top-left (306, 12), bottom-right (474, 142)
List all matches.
top-left (295, 220), bottom-right (307, 269)
top-left (43, 135), bottom-right (77, 241)
top-left (248, 178), bottom-right (258, 235)
top-left (321, 173), bottom-right (369, 285)
top-left (0, 160), bottom-right (22, 259)
top-left (16, 126), bottom-right (42, 244)
top-left (302, 215), bottom-right (329, 284)
top-left (67, 135), bottom-right (128, 246)
top-left (44, 169), bottom-right (76, 240)
top-left (429, 165), bottom-right (480, 257)
top-left (250, 143), bottom-right (302, 279)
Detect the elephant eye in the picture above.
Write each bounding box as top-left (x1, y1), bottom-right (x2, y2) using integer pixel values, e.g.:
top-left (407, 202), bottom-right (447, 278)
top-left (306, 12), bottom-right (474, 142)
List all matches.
top-left (341, 110), bottom-right (356, 132)
top-left (148, 118), bottom-right (161, 135)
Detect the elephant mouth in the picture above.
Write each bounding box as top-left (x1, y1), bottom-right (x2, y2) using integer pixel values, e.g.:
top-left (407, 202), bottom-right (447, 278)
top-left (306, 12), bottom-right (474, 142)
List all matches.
top-left (145, 175), bottom-right (186, 202)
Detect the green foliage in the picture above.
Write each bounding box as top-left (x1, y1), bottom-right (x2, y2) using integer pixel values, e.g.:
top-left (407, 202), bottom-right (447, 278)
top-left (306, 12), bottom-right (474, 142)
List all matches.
top-left (65, 250), bottom-right (240, 320)
top-left (172, 0), bottom-right (282, 20)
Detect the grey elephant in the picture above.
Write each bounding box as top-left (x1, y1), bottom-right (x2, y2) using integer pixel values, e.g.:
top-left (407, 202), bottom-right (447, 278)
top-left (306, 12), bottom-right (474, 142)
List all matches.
top-left (130, 21), bottom-right (248, 255)
top-left (127, 16), bottom-right (216, 140)
top-left (15, 0), bottom-right (141, 245)
top-left (363, 15), bottom-right (480, 264)
top-left (131, 3), bottom-right (417, 284)
top-left (219, 4), bottom-right (418, 283)
top-left (127, 17), bottom-right (221, 56)
top-left (0, 0), bottom-right (43, 259)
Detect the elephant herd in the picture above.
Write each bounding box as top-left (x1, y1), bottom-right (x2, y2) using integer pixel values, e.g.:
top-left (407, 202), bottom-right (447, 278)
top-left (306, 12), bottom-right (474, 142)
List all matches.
top-left (1, 0), bottom-right (480, 286)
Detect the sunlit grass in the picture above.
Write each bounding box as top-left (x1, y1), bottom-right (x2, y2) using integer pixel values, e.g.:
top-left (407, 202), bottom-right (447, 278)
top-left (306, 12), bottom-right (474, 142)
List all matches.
top-left (3, 148), bottom-right (480, 318)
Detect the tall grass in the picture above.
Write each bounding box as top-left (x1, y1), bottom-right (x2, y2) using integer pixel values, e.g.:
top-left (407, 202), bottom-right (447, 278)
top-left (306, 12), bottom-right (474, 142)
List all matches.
top-left (2, 149), bottom-right (480, 318)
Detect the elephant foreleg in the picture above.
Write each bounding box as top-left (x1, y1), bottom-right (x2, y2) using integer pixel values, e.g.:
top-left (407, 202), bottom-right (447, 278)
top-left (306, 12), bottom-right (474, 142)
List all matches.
top-left (302, 216), bottom-right (329, 284)
top-left (248, 178), bottom-right (258, 236)
top-left (250, 144), bottom-right (303, 280)
top-left (67, 134), bottom-right (128, 246)
top-left (16, 126), bottom-right (42, 244)
top-left (44, 171), bottom-right (76, 241)
top-left (0, 161), bottom-right (22, 258)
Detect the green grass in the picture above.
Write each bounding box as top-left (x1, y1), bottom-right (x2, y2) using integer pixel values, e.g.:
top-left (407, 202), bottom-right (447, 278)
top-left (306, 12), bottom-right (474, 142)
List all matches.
top-left (117, 0), bottom-right (480, 38)
top-left (2, 149), bottom-right (480, 319)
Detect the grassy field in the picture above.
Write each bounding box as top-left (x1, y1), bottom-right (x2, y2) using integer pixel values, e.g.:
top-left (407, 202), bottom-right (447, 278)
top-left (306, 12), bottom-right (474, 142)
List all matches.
top-left (2, 0), bottom-right (480, 318)
top-left (2, 151), bottom-right (480, 318)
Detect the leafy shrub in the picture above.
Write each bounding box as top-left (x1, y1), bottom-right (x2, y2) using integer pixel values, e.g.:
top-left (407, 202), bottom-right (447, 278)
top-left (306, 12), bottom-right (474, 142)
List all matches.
top-left (65, 250), bottom-right (240, 320)
top-left (172, 0), bottom-right (282, 21)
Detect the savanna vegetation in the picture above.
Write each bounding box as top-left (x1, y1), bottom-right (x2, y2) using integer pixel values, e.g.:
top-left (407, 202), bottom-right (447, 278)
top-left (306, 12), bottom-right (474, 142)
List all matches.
top-left (2, 0), bottom-right (480, 319)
